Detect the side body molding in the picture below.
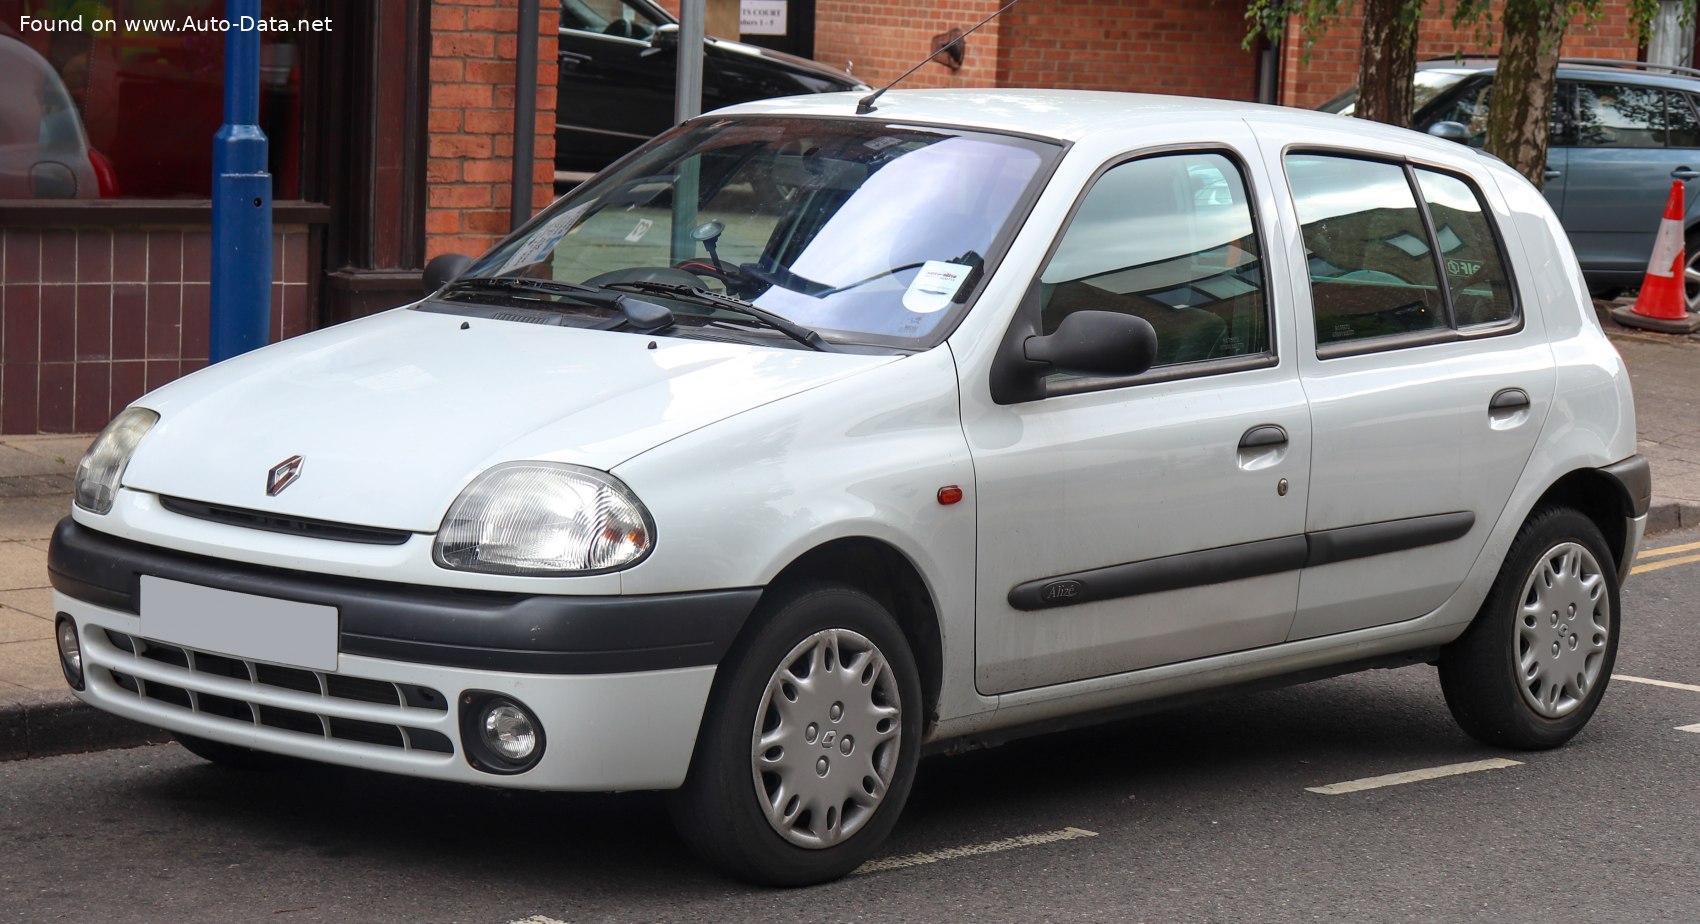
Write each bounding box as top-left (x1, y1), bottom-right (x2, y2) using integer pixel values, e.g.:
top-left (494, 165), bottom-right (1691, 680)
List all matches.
top-left (1009, 512), bottom-right (1476, 611)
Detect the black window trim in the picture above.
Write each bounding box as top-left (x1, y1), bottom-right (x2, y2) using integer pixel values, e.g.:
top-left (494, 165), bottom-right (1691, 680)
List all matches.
top-left (1014, 141), bottom-right (1280, 401)
top-left (1281, 145), bottom-right (1525, 361)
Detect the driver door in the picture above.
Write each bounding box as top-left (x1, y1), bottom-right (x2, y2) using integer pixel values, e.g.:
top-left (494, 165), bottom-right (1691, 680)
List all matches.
top-left (963, 139), bottom-right (1312, 695)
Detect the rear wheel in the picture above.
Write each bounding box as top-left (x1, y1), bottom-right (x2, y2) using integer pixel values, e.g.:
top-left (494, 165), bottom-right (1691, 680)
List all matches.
top-left (669, 582), bottom-right (922, 886)
top-left (173, 732), bottom-right (300, 771)
top-left (1438, 506), bottom-right (1619, 749)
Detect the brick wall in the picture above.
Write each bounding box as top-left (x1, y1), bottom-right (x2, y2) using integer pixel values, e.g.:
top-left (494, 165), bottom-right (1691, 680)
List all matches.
top-left (815, 0), bottom-right (1005, 88)
top-left (1281, 2), bottom-right (1643, 109)
top-left (995, 0), bottom-right (1259, 98)
top-left (0, 226), bottom-right (312, 434)
top-left (425, 1), bottom-right (560, 260)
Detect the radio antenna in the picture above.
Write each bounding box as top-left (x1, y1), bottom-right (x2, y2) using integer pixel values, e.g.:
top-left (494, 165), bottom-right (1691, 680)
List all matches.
top-left (855, 0), bottom-right (1023, 115)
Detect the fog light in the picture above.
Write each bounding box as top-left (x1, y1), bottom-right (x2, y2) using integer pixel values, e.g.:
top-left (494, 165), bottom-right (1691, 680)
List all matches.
top-left (55, 615), bottom-right (83, 691)
top-left (482, 703), bottom-right (537, 761)
top-left (459, 692), bottom-right (545, 774)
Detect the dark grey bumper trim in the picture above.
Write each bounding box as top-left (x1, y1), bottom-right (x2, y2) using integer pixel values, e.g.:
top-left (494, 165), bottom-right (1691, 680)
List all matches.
top-left (1602, 454), bottom-right (1651, 518)
top-left (47, 518), bottom-right (759, 675)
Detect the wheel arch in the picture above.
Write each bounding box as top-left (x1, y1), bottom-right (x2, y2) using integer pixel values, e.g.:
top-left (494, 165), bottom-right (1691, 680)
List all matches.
top-left (755, 537), bottom-right (946, 734)
top-left (1529, 468), bottom-right (1634, 571)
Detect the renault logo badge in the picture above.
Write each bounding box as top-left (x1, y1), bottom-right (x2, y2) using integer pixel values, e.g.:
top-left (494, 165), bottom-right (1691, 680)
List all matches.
top-left (267, 455), bottom-right (304, 496)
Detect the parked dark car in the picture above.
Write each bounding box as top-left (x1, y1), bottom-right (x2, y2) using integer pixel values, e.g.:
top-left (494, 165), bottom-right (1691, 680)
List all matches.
top-left (555, 0), bottom-right (866, 179)
top-left (1323, 58), bottom-right (1700, 302)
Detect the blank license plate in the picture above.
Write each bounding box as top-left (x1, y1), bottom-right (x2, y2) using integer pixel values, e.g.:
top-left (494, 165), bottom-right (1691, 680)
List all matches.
top-left (139, 576), bottom-right (339, 671)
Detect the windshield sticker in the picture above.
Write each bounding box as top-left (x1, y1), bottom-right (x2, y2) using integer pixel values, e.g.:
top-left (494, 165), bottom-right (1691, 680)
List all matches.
top-left (625, 218), bottom-right (655, 243)
top-left (496, 204), bottom-right (587, 274)
top-left (902, 261), bottom-right (973, 314)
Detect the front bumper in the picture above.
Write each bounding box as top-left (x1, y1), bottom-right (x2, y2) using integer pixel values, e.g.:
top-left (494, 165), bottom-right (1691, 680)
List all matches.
top-left (49, 518), bottom-right (761, 790)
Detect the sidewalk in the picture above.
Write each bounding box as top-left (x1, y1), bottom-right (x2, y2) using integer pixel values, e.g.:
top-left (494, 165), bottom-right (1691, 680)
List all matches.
top-left (2, 325), bottom-right (1698, 760)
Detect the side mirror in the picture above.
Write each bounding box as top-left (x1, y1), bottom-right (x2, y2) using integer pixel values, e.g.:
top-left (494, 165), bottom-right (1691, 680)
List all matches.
top-left (1427, 121), bottom-right (1470, 144)
top-left (422, 253), bottom-right (474, 295)
top-left (1025, 310), bottom-right (1158, 378)
top-left (644, 22), bottom-right (680, 54)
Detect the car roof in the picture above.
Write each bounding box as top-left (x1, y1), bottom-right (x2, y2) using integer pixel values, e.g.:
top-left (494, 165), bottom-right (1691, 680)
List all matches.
top-left (1418, 56), bottom-right (1700, 89)
top-left (711, 88), bottom-right (1475, 154)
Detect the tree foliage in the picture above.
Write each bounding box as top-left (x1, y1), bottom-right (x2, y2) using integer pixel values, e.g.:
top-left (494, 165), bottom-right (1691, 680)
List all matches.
top-left (1245, 0), bottom-right (1693, 186)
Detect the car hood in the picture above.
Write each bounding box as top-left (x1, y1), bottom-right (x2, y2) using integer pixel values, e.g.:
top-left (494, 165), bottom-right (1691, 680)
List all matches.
top-left (122, 307), bottom-right (896, 532)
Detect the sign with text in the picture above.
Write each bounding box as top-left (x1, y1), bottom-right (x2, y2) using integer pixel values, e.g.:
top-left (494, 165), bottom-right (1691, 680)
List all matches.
top-left (740, 0), bottom-right (787, 36)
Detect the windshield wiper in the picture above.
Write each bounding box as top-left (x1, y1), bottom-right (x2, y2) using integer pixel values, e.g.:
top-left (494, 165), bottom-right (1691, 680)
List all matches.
top-left (441, 277), bottom-right (675, 331)
top-left (598, 281), bottom-right (836, 352)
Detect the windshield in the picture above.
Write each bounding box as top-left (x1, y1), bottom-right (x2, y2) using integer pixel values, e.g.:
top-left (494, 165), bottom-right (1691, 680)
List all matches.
top-left (1320, 70), bottom-right (1471, 117)
top-left (460, 117), bottom-right (1058, 348)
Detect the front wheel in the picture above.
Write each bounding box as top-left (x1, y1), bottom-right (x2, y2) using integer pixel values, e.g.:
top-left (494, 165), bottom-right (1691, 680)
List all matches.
top-left (669, 582), bottom-right (922, 886)
top-left (1438, 506), bottom-right (1620, 749)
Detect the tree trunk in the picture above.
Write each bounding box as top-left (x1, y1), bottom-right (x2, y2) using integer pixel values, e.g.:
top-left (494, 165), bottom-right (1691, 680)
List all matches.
top-left (1485, 0), bottom-right (1570, 188)
top-left (1356, 0), bottom-right (1419, 127)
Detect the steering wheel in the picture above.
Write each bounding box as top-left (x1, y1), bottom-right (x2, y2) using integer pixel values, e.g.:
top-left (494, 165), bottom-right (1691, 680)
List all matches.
top-left (583, 266), bottom-right (705, 288)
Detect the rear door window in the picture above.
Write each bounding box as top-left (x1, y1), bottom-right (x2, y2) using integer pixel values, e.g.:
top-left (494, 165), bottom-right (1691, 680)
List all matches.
top-left (1573, 83), bottom-right (1690, 148)
top-left (1286, 154), bottom-right (1518, 354)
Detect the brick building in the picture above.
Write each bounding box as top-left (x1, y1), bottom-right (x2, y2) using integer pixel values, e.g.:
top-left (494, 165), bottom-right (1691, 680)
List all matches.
top-left (0, 0), bottom-right (1651, 434)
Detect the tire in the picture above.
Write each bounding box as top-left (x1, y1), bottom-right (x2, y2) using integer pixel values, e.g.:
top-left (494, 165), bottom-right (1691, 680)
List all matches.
top-left (1438, 506), bottom-right (1620, 750)
top-left (173, 732), bottom-right (301, 771)
top-left (669, 581), bottom-right (923, 886)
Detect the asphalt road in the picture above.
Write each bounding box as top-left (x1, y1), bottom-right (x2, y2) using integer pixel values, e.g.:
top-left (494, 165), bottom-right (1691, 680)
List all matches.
top-left (6, 528), bottom-right (1700, 924)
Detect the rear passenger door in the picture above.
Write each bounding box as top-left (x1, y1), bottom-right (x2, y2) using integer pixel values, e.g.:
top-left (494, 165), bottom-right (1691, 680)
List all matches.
top-left (1274, 150), bottom-right (1556, 642)
top-left (1560, 81), bottom-right (1700, 277)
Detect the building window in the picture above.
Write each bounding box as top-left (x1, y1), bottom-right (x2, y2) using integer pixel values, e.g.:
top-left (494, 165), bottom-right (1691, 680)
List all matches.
top-left (1, 0), bottom-right (309, 199)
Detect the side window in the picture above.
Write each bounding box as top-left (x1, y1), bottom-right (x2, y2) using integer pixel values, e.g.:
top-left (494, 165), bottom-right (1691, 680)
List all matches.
top-left (1287, 155), bottom-right (1448, 346)
top-left (1414, 169), bottom-right (1517, 328)
top-left (1574, 83), bottom-right (1671, 148)
top-left (1038, 152), bottom-right (1269, 371)
top-left (561, 0), bottom-right (662, 39)
top-left (1423, 81), bottom-right (1568, 148)
top-left (1669, 93), bottom-right (1700, 148)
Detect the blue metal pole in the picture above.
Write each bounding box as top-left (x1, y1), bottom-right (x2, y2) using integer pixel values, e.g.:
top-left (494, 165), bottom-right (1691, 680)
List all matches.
top-left (209, 0), bottom-right (272, 363)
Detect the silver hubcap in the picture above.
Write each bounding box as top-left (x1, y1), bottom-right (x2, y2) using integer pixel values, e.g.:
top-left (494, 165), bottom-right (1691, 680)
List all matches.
top-left (1686, 248), bottom-right (1700, 313)
top-left (1515, 541), bottom-right (1610, 719)
top-left (750, 628), bottom-right (902, 849)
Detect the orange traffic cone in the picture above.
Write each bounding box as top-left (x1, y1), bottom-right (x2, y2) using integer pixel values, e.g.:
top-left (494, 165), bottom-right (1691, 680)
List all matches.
top-left (1613, 179), bottom-right (1700, 333)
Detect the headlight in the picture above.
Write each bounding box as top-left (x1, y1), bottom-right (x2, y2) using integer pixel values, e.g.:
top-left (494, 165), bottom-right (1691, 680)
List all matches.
top-left (434, 462), bottom-right (654, 575)
top-left (73, 407), bottom-right (159, 515)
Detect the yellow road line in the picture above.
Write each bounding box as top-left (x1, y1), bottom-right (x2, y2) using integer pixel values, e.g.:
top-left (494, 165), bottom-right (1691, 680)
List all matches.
top-left (1639, 540), bottom-right (1700, 559)
top-left (1305, 758), bottom-right (1522, 795)
top-left (1614, 674), bottom-right (1700, 694)
top-left (1631, 551), bottom-right (1700, 575)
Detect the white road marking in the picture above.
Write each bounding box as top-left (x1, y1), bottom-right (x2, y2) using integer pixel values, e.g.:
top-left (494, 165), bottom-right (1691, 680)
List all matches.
top-left (507, 916), bottom-right (569, 924)
top-left (853, 826), bottom-right (1098, 875)
top-left (1677, 724), bottom-right (1700, 734)
top-left (1632, 551), bottom-right (1700, 575)
top-left (1614, 674), bottom-right (1700, 694)
top-left (1638, 540), bottom-right (1700, 559)
top-left (1305, 758), bottom-right (1522, 795)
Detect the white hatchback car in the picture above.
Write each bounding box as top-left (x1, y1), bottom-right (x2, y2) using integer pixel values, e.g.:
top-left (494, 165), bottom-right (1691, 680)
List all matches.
top-left (51, 90), bottom-right (1648, 886)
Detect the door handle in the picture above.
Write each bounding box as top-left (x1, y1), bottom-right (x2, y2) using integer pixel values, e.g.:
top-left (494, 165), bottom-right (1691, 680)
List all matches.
top-left (1675, 167), bottom-right (1700, 181)
top-left (1543, 167), bottom-right (1562, 180)
top-left (1490, 388), bottom-right (1530, 411)
top-left (559, 50), bottom-right (592, 66)
top-left (1239, 425), bottom-right (1288, 449)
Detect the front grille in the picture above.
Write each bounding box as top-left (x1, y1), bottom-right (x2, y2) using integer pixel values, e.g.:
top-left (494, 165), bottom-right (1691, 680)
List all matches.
top-left (100, 629), bottom-right (454, 755)
top-left (159, 496), bottom-right (414, 546)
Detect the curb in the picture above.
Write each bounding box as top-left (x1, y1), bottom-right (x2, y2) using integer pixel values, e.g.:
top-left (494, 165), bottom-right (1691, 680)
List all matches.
top-left (1647, 498), bottom-right (1700, 535)
top-left (0, 689), bottom-right (169, 762)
